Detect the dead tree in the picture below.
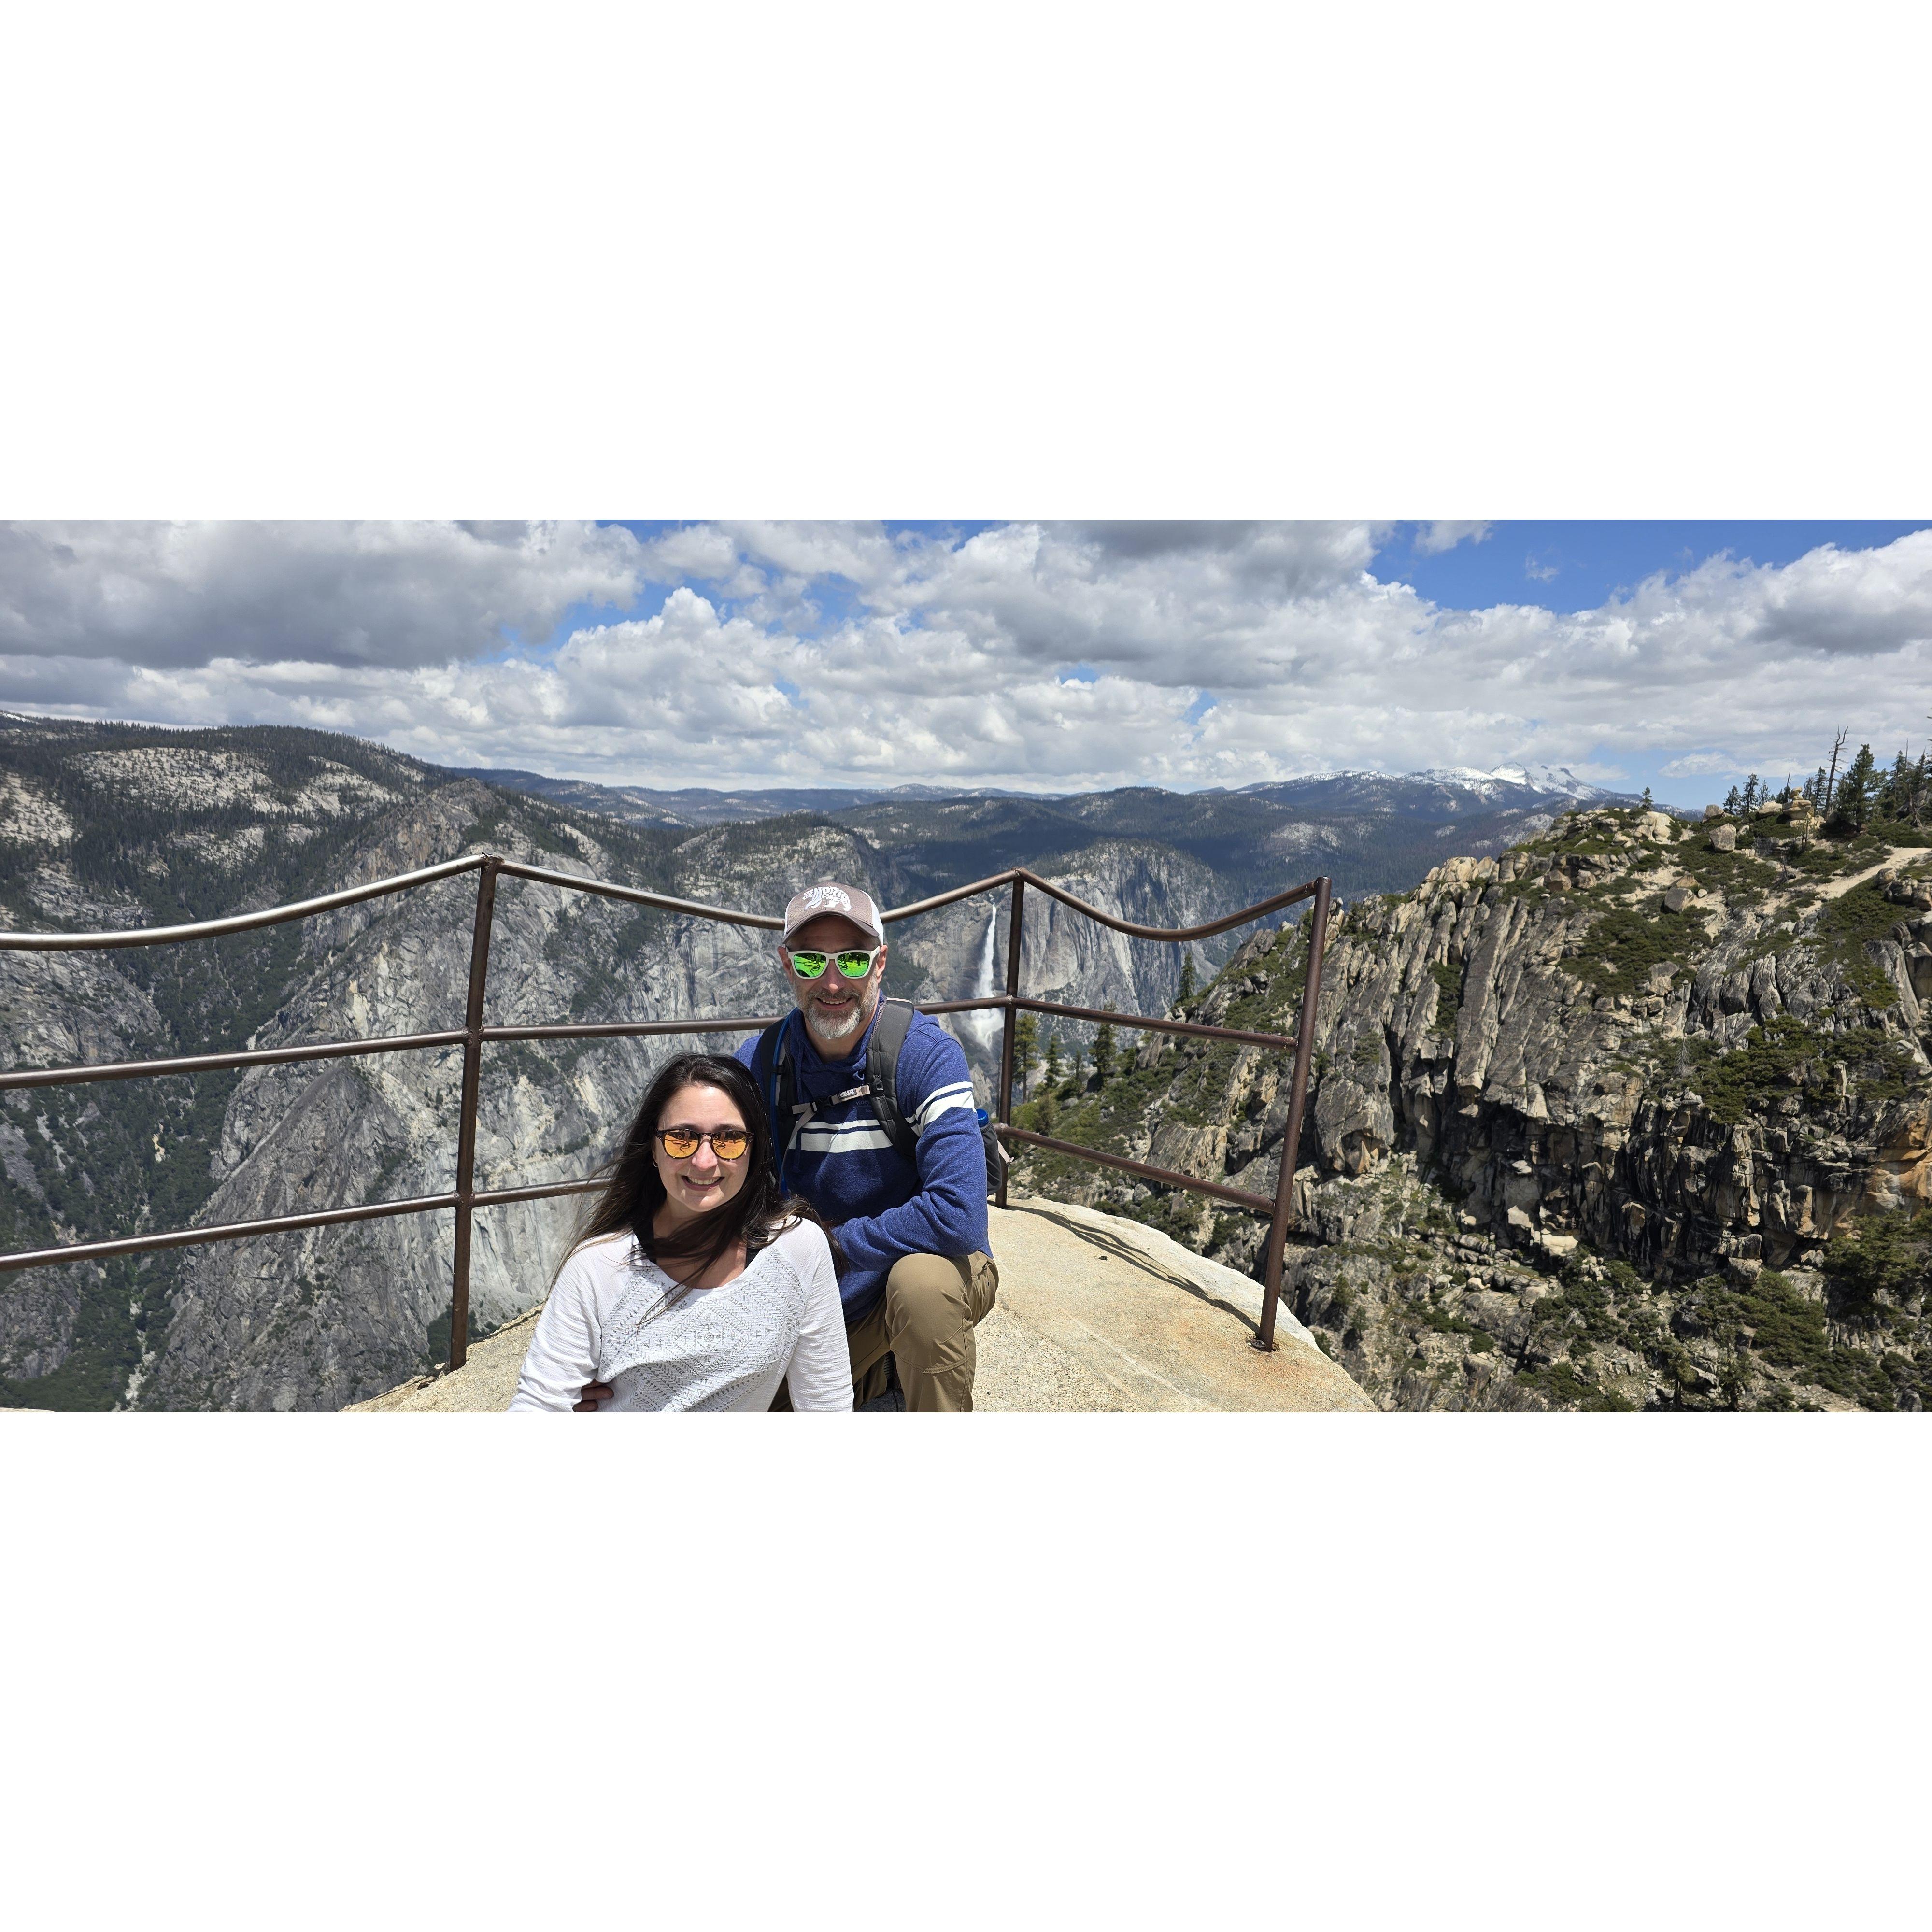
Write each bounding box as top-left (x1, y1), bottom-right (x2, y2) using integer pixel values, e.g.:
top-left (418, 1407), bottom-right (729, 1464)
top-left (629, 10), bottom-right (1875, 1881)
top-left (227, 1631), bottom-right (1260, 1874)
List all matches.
top-left (1824, 726), bottom-right (1848, 818)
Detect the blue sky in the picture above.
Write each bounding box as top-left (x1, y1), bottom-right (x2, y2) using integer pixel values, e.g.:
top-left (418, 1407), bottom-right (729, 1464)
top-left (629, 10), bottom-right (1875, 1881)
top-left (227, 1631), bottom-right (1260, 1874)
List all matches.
top-left (1378, 521), bottom-right (1931, 614)
top-left (1373, 521), bottom-right (1932, 804)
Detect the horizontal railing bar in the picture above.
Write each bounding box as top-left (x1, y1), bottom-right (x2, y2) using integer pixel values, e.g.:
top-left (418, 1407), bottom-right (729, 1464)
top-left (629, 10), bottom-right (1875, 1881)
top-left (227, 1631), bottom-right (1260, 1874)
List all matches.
top-left (0, 1190), bottom-right (462, 1276)
top-left (496, 860), bottom-right (785, 929)
top-left (483, 1015), bottom-right (781, 1044)
top-left (0, 853), bottom-right (1321, 957)
top-left (483, 998), bottom-right (1014, 1043)
top-left (0, 854), bottom-right (486, 952)
top-left (998, 1125), bottom-right (1277, 1214)
top-left (880, 872), bottom-right (1023, 922)
top-left (471, 1177), bottom-right (605, 1208)
top-left (881, 867), bottom-right (1319, 942)
top-left (1014, 995), bottom-right (1297, 1051)
top-left (1010, 867), bottom-right (1320, 942)
top-left (0, 990), bottom-right (1288, 1107)
top-left (0, 1028), bottom-right (469, 1093)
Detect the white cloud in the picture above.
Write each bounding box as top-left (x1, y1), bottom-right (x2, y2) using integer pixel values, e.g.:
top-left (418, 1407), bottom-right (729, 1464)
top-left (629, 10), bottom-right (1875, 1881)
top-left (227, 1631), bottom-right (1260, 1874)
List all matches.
top-left (0, 520), bottom-right (646, 668)
top-left (1414, 520), bottom-right (1491, 555)
top-left (1659, 751), bottom-right (1744, 778)
top-left (2, 522), bottom-right (1931, 794)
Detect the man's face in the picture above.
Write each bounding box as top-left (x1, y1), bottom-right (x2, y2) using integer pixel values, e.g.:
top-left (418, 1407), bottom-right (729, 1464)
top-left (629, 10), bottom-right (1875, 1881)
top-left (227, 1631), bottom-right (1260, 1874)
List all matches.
top-left (782, 912), bottom-right (887, 1051)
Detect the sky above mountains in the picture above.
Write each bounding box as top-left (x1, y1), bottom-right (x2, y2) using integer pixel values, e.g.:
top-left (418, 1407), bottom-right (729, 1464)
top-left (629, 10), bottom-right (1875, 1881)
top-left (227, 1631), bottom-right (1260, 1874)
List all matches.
top-left (1, 519), bottom-right (1928, 807)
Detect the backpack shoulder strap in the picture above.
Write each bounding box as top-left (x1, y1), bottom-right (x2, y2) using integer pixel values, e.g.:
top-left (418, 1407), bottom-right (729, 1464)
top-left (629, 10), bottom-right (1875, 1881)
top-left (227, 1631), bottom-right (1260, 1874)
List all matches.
top-left (866, 997), bottom-right (919, 1163)
top-left (761, 1014), bottom-right (796, 1179)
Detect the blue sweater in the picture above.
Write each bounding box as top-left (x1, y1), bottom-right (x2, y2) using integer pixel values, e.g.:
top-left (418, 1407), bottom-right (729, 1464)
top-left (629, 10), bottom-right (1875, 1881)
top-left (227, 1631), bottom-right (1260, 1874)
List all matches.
top-left (737, 1006), bottom-right (989, 1321)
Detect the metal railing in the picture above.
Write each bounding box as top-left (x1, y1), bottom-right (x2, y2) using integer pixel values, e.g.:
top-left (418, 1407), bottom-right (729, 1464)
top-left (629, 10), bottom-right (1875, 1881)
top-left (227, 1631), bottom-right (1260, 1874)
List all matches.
top-left (0, 852), bottom-right (1331, 1368)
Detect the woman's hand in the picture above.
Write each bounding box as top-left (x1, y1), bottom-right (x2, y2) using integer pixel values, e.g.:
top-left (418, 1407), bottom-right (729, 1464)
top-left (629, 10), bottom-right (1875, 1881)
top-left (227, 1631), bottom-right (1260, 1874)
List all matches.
top-left (573, 1380), bottom-right (612, 1412)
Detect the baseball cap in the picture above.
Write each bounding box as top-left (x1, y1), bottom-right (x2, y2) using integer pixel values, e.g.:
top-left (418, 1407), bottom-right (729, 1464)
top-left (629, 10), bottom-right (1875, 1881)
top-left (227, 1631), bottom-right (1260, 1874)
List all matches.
top-left (781, 880), bottom-right (886, 945)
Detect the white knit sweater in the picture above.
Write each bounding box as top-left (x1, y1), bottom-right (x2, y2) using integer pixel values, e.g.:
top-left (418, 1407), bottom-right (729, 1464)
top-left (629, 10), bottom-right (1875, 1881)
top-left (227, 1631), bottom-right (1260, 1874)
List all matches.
top-left (509, 1219), bottom-right (852, 1413)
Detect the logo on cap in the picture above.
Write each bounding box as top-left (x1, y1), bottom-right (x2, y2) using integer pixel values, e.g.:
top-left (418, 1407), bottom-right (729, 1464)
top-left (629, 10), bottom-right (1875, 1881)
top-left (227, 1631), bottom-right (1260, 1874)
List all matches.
top-left (797, 886), bottom-right (852, 917)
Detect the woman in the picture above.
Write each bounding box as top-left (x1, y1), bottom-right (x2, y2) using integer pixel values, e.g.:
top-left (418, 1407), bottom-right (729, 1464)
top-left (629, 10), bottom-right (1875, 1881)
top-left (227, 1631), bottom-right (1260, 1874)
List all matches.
top-left (509, 1053), bottom-right (851, 1412)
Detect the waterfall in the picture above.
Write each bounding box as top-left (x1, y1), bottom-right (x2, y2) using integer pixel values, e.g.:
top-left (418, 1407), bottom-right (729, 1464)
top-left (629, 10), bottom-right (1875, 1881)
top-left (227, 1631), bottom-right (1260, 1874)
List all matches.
top-left (961, 910), bottom-right (1001, 1053)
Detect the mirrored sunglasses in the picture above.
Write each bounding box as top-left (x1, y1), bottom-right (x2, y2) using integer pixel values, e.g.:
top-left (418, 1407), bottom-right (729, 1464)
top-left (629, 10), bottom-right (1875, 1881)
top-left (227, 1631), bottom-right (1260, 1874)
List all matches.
top-left (655, 1126), bottom-right (751, 1161)
top-left (786, 947), bottom-right (881, 981)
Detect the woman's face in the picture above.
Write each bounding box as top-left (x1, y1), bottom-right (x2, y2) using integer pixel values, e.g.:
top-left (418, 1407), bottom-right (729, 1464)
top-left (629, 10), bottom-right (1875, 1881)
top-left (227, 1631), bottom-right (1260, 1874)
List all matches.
top-left (652, 1081), bottom-right (753, 1229)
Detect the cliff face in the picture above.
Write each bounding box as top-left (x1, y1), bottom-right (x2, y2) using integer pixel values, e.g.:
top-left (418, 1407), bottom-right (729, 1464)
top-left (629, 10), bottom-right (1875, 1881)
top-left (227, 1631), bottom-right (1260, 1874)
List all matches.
top-left (1010, 805), bottom-right (1932, 1413)
top-left (144, 791), bottom-right (890, 1412)
top-left (0, 719), bottom-right (1271, 1409)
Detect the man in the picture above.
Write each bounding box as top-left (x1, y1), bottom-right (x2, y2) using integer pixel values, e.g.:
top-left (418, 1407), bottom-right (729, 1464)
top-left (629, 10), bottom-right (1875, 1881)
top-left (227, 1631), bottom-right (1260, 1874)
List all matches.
top-left (742, 880), bottom-right (997, 1412)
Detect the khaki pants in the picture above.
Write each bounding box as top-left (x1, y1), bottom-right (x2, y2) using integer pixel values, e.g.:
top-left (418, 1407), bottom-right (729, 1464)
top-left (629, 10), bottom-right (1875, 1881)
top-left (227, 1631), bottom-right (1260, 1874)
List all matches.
top-left (774, 1250), bottom-right (999, 1413)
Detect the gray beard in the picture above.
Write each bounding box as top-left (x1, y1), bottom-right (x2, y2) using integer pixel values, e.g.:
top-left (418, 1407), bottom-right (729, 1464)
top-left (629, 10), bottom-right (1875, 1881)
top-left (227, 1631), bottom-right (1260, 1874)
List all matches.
top-left (805, 995), bottom-right (870, 1044)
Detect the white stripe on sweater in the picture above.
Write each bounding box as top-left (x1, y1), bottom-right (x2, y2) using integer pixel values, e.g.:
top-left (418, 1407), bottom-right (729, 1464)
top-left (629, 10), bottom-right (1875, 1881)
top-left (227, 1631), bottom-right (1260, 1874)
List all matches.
top-left (794, 1124), bottom-right (899, 1153)
top-left (912, 1081), bottom-right (977, 1134)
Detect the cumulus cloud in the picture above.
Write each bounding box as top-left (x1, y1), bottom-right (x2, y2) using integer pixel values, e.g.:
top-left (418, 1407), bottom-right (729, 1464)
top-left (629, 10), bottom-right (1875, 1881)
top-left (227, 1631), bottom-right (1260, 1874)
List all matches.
top-left (2, 520), bottom-right (1930, 793)
top-left (0, 520), bottom-right (646, 668)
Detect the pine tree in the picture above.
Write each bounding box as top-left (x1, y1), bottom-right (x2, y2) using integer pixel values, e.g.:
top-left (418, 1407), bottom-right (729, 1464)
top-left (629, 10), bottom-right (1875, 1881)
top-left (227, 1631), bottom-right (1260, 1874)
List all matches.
top-left (1176, 949), bottom-right (1196, 1009)
top-left (1092, 1009), bottom-right (1117, 1090)
top-left (1838, 743), bottom-right (1878, 830)
top-left (1640, 785), bottom-right (1654, 811)
top-left (1011, 1011), bottom-right (1038, 1099)
top-left (1723, 784), bottom-right (1743, 815)
top-left (1741, 774), bottom-right (1760, 810)
top-left (1069, 1046), bottom-right (1087, 1092)
top-left (1883, 749), bottom-right (1913, 820)
top-left (1043, 1028), bottom-right (1064, 1089)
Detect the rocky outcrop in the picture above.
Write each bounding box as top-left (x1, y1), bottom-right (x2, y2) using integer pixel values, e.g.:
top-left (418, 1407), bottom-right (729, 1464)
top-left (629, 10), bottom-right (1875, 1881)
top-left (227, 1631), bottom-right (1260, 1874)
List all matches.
top-left (1010, 804), bottom-right (1932, 1412)
top-left (349, 1198), bottom-right (1375, 1413)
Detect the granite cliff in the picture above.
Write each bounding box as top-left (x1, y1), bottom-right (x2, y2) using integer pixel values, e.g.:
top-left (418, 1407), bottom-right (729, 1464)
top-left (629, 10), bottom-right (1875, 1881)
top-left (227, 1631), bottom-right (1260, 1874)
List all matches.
top-left (0, 716), bottom-right (1277, 1409)
top-left (1011, 801), bottom-right (1932, 1412)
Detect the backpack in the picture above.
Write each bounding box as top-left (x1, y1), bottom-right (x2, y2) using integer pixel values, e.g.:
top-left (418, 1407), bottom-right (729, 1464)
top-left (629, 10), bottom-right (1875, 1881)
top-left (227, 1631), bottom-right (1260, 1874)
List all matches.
top-left (765, 997), bottom-right (1009, 1199)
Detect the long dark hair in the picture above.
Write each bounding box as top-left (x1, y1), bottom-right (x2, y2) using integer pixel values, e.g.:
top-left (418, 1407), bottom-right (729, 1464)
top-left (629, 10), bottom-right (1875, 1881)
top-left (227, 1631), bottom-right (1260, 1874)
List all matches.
top-left (571, 1052), bottom-right (823, 1292)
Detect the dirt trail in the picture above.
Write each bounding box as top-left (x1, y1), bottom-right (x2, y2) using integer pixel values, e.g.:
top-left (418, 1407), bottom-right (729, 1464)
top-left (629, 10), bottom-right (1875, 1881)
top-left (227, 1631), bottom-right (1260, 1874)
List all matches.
top-left (1811, 845), bottom-right (1927, 902)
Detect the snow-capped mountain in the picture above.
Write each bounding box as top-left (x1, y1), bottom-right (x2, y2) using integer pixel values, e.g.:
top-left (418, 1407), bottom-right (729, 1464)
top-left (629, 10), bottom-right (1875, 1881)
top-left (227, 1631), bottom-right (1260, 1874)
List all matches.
top-left (1411, 763), bottom-right (1606, 801)
top-left (1230, 766), bottom-right (1627, 819)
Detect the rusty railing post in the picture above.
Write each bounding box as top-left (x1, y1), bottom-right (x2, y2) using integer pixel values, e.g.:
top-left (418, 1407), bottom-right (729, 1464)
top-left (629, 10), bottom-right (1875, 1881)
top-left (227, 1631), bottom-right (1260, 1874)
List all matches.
top-left (1255, 876), bottom-right (1332, 1352)
top-left (994, 876), bottom-right (1026, 1209)
top-left (448, 855), bottom-right (502, 1371)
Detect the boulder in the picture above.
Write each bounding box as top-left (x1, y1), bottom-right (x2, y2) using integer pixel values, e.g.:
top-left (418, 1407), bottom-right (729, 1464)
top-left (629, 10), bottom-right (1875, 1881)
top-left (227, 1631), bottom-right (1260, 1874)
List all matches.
top-left (1707, 825), bottom-right (1736, 852)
